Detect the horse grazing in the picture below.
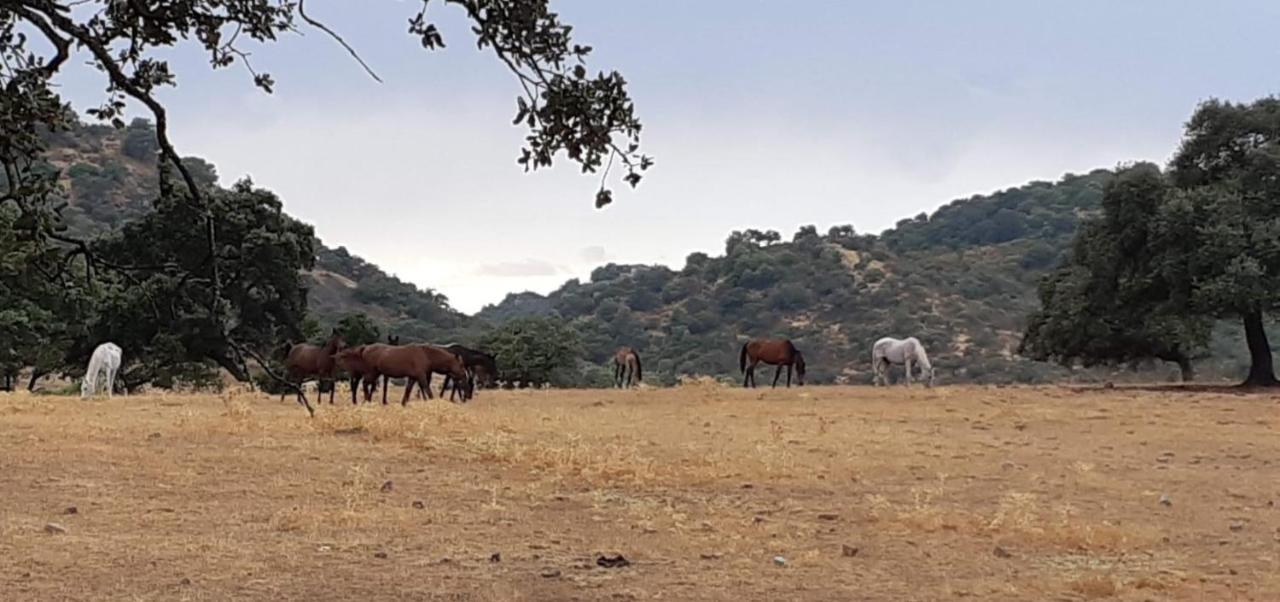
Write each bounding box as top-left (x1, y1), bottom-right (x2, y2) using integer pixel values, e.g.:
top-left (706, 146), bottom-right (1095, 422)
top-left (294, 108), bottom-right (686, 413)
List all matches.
top-left (613, 347), bottom-right (642, 388)
top-left (739, 338), bottom-right (806, 388)
top-left (282, 331), bottom-right (346, 404)
top-left (871, 336), bottom-right (935, 387)
top-left (437, 344), bottom-right (496, 399)
top-left (82, 342), bottom-right (122, 399)
top-left (418, 345), bottom-right (472, 402)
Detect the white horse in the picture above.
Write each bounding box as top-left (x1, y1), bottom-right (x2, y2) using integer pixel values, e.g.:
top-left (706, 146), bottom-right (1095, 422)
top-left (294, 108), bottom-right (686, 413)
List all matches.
top-left (871, 337), bottom-right (934, 387)
top-left (81, 342), bottom-right (123, 399)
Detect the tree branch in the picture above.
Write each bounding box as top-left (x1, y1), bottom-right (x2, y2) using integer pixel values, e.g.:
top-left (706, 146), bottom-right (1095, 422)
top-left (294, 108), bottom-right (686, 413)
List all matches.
top-left (297, 0), bottom-right (382, 83)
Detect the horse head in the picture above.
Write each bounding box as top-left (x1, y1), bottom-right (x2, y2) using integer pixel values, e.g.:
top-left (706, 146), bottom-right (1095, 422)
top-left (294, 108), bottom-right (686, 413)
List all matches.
top-left (326, 331), bottom-right (347, 353)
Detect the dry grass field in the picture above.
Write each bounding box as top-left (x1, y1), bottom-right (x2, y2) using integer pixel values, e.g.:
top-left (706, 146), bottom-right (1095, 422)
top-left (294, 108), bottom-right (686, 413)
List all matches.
top-left (1, 384), bottom-right (1278, 601)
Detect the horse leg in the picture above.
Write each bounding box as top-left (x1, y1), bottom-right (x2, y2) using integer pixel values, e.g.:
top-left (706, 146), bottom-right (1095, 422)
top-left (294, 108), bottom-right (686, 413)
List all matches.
top-left (771, 365), bottom-right (782, 388)
top-left (402, 379), bottom-right (416, 406)
top-left (743, 363), bottom-right (752, 388)
top-left (105, 369), bottom-right (114, 399)
top-left (382, 375), bottom-right (389, 405)
top-left (787, 364), bottom-right (792, 387)
top-left (904, 358), bottom-right (913, 386)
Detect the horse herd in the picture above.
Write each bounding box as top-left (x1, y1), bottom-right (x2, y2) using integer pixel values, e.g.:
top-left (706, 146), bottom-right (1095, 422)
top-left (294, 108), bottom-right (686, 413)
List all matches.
top-left (73, 334), bottom-right (935, 403)
top-left (282, 333), bottom-right (498, 407)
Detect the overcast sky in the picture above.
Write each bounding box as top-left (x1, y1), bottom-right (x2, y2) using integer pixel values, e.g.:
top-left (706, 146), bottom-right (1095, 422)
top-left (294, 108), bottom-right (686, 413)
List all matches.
top-left (53, 1), bottom-right (1280, 313)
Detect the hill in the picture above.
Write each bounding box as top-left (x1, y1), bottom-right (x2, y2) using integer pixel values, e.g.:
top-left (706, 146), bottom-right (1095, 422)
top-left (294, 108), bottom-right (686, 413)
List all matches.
top-left (45, 119), bottom-right (1264, 385)
top-left (479, 171), bottom-right (1264, 385)
top-left (41, 118), bottom-right (469, 343)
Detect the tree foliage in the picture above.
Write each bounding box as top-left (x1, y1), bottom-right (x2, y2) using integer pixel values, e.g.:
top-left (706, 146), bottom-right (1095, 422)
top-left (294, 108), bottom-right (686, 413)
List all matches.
top-left (1020, 164), bottom-right (1209, 380)
top-left (334, 312), bottom-right (382, 347)
top-left (0, 1), bottom-right (648, 396)
top-left (480, 316), bottom-right (581, 387)
top-left (1024, 97), bottom-right (1280, 385)
top-left (73, 179), bottom-right (315, 388)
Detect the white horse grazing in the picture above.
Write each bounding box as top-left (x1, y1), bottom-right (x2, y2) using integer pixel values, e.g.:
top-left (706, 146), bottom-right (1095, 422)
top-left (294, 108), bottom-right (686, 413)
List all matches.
top-left (81, 342), bottom-right (123, 399)
top-left (871, 337), bottom-right (934, 387)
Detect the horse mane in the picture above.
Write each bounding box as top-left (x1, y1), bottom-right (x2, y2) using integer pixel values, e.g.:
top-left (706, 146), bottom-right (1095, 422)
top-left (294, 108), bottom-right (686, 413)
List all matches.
top-left (911, 338), bottom-right (932, 369)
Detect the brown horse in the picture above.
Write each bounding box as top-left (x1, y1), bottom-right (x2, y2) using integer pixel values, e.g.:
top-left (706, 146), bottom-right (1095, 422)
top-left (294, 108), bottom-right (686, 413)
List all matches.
top-left (351, 344), bottom-right (435, 405)
top-left (282, 331), bottom-right (346, 403)
top-left (739, 338), bottom-right (806, 388)
top-left (417, 345), bottom-right (472, 402)
top-left (334, 344), bottom-right (380, 404)
top-left (613, 347), bottom-right (642, 388)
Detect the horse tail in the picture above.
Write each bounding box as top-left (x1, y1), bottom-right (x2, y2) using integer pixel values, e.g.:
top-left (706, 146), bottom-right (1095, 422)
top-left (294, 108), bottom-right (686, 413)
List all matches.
top-left (633, 352), bottom-right (642, 383)
top-left (739, 343), bottom-right (749, 373)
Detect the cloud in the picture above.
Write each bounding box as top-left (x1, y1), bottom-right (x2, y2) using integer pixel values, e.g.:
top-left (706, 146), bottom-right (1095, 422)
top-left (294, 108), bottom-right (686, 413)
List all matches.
top-left (578, 245), bottom-right (609, 263)
top-left (474, 259), bottom-right (569, 278)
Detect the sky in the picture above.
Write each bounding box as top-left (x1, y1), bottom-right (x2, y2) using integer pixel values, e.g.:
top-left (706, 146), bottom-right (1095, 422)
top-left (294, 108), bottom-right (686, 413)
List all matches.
top-left (51, 1), bottom-right (1280, 313)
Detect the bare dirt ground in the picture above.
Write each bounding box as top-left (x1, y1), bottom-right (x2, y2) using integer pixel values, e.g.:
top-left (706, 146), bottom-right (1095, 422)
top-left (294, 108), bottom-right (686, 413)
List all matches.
top-left (1, 384), bottom-right (1277, 601)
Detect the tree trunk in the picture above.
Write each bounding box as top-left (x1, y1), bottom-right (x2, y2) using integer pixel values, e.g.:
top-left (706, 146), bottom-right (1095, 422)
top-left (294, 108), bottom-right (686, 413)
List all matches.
top-left (1241, 310), bottom-right (1278, 386)
top-left (1176, 356), bottom-right (1194, 383)
top-left (27, 370), bottom-right (45, 392)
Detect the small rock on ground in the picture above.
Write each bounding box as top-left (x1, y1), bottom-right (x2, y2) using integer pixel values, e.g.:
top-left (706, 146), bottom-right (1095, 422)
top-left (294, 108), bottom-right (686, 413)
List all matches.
top-left (380, 481), bottom-right (393, 493)
top-left (841, 545), bottom-right (859, 558)
top-left (993, 546), bottom-right (1013, 559)
top-left (596, 554), bottom-right (630, 568)
top-left (44, 523), bottom-right (67, 535)
top-left (540, 568), bottom-right (561, 579)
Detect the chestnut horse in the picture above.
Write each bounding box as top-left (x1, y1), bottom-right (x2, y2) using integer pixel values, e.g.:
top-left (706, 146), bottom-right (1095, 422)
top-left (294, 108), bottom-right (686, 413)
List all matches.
top-left (613, 347), bottom-right (642, 388)
top-left (339, 344), bottom-right (470, 405)
top-left (352, 344), bottom-right (435, 405)
top-left (739, 338), bottom-right (806, 388)
top-left (282, 331), bottom-right (346, 403)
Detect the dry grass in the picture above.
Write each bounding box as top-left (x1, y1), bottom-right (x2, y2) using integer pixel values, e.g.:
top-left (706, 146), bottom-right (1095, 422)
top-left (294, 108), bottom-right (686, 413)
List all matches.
top-left (1, 384), bottom-right (1278, 601)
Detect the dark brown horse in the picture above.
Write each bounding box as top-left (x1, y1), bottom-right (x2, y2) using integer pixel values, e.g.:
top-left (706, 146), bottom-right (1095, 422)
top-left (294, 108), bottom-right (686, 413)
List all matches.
top-left (613, 346), bottom-right (642, 388)
top-left (438, 344), bottom-right (497, 398)
top-left (739, 338), bottom-right (806, 388)
top-left (282, 331), bottom-right (346, 403)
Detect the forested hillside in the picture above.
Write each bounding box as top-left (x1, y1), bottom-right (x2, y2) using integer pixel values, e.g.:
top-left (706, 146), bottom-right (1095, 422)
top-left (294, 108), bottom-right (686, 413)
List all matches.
top-left (41, 118), bottom-right (469, 343)
top-left (480, 171), bottom-right (1263, 385)
top-left (41, 119), bottom-right (1262, 386)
